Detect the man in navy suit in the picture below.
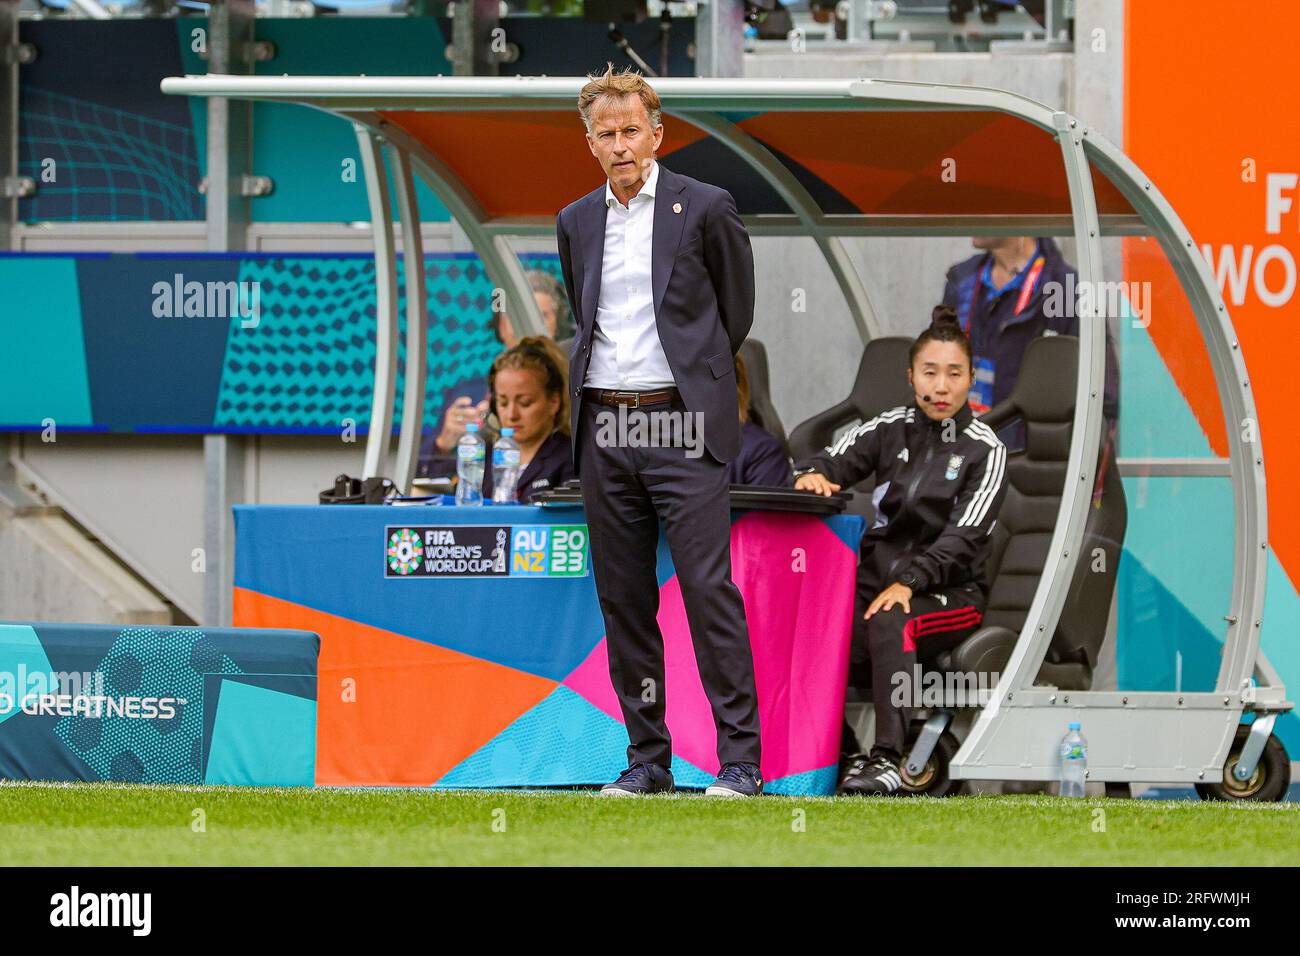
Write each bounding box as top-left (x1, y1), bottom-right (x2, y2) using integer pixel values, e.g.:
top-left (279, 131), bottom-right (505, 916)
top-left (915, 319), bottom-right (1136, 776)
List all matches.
top-left (555, 64), bottom-right (763, 798)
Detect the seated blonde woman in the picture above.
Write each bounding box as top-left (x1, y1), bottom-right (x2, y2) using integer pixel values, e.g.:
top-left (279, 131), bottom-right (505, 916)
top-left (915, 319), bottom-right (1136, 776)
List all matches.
top-left (481, 336), bottom-right (575, 502)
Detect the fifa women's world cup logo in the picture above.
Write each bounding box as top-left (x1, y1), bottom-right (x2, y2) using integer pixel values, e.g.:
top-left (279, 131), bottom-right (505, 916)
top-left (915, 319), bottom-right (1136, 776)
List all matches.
top-left (387, 528), bottom-right (425, 575)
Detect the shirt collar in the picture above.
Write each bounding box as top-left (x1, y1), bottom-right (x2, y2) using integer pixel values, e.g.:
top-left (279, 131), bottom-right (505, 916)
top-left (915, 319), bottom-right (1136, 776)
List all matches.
top-left (605, 159), bottom-right (659, 209)
top-left (979, 238), bottom-right (1042, 296)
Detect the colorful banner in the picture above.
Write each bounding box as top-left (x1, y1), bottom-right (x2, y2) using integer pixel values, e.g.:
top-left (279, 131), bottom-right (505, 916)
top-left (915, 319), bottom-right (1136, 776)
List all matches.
top-left (0, 251), bottom-right (559, 436)
top-left (1122, 0), bottom-right (1300, 749)
top-left (384, 523), bottom-right (590, 578)
top-left (233, 504), bottom-right (864, 795)
top-left (0, 622), bottom-right (318, 786)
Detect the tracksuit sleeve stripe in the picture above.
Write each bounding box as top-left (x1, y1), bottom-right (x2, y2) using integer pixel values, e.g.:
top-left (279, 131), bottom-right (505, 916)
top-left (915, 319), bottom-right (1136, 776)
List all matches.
top-left (827, 409), bottom-right (903, 458)
top-left (974, 444), bottom-right (1006, 527)
top-left (957, 448), bottom-right (995, 526)
top-left (960, 443), bottom-right (1005, 527)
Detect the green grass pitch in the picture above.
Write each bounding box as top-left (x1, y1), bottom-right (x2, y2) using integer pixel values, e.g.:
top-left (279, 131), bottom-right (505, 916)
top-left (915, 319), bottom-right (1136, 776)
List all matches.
top-left (0, 782), bottom-right (1296, 866)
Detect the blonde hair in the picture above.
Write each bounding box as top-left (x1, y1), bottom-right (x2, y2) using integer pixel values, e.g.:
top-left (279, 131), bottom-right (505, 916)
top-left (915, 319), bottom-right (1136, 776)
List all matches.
top-left (489, 336), bottom-right (571, 436)
top-left (577, 62), bottom-right (662, 134)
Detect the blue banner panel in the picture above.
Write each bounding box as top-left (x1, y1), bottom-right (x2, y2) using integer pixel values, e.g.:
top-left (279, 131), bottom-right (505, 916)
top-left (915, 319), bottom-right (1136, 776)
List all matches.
top-left (0, 622), bottom-right (318, 786)
top-left (234, 504), bottom-right (608, 682)
top-left (76, 256), bottom-right (237, 430)
top-left (0, 251), bottom-right (562, 435)
top-left (0, 257), bottom-right (93, 429)
top-left (17, 20), bottom-right (202, 222)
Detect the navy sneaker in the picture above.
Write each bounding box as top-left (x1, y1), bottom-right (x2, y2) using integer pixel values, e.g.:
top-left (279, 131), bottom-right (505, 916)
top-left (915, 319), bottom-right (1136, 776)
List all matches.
top-left (840, 752), bottom-right (904, 796)
top-left (705, 762), bottom-right (763, 797)
top-left (598, 762), bottom-right (675, 797)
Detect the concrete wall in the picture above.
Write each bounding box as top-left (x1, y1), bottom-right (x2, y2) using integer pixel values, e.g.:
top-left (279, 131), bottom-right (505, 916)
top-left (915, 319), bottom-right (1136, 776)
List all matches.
top-left (0, 500), bottom-right (170, 625)
top-left (7, 433), bottom-right (367, 622)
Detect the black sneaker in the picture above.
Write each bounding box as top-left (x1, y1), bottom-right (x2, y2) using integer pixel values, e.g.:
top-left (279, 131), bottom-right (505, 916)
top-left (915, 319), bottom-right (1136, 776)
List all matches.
top-left (838, 751), bottom-right (868, 790)
top-left (840, 753), bottom-right (904, 796)
top-left (705, 762), bottom-right (764, 797)
top-left (598, 762), bottom-right (675, 797)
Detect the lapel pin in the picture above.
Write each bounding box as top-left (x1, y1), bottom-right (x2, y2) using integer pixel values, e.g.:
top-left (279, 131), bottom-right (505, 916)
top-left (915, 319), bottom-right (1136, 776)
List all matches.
top-left (672, 202), bottom-right (682, 214)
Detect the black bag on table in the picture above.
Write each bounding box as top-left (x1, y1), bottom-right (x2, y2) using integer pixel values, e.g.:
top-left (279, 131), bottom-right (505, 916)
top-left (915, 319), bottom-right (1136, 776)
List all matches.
top-left (319, 474), bottom-right (397, 505)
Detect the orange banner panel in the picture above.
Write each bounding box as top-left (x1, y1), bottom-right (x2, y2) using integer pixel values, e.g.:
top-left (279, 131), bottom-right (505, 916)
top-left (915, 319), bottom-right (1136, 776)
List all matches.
top-left (1126, 0), bottom-right (1300, 576)
top-left (234, 587), bottom-right (556, 786)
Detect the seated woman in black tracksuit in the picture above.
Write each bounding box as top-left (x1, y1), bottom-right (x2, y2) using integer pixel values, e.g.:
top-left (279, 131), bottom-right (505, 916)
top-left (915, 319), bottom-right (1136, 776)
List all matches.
top-left (793, 307), bottom-right (1008, 795)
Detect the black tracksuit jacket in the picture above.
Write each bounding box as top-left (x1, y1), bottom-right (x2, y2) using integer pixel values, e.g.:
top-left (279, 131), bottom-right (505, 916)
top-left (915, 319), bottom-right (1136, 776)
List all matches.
top-left (795, 401), bottom-right (1009, 595)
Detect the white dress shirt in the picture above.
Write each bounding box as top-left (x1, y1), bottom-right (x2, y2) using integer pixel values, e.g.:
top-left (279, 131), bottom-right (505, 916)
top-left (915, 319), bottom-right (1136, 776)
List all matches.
top-left (584, 160), bottom-right (676, 390)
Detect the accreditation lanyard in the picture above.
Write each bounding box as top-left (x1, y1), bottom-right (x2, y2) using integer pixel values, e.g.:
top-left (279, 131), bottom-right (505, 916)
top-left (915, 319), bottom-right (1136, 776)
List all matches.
top-left (964, 253), bottom-right (1046, 414)
top-left (966, 253), bottom-right (1047, 331)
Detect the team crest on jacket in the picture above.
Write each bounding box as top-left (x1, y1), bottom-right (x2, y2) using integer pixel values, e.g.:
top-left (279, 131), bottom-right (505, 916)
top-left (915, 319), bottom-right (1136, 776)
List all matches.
top-left (945, 454), bottom-right (964, 480)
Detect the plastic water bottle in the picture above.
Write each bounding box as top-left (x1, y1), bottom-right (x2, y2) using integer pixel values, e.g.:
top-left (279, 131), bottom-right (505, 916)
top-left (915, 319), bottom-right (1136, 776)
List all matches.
top-left (491, 427), bottom-right (522, 503)
top-left (455, 422), bottom-right (485, 506)
top-left (1058, 721), bottom-right (1087, 797)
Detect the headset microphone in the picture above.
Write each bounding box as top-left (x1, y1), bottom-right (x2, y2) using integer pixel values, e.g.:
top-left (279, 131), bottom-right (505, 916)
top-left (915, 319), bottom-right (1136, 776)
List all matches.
top-left (921, 394), bottom-right (932, 403)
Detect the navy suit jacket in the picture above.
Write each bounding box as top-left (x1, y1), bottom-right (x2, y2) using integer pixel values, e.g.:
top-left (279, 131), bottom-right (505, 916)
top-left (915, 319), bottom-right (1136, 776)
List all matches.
top-left (555, 163), bottom-right (755, 471)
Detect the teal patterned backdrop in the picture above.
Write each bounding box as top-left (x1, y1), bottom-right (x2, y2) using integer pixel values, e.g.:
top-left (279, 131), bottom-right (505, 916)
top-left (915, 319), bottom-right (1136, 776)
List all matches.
top-left (0, 251), bottom-right (565, 436)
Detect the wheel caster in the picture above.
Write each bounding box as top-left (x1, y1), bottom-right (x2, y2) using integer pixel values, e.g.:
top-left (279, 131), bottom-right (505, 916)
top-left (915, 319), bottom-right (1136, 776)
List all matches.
top-left (1195, 725), bottom-right (1290, 802)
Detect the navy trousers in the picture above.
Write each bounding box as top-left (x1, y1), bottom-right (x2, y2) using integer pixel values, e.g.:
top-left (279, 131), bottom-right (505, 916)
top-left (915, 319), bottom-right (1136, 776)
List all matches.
top-left (577, 393), bottom-right (762, 770)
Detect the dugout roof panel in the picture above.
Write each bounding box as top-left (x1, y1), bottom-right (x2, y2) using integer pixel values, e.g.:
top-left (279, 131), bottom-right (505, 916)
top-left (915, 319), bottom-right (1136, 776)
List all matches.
top-left (160, 75), bottom-right (1138, 230)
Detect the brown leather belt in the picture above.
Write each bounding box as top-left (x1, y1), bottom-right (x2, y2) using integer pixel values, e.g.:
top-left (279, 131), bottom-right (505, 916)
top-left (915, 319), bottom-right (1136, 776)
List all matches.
top-left (585, 386), bottom-right (679, 409)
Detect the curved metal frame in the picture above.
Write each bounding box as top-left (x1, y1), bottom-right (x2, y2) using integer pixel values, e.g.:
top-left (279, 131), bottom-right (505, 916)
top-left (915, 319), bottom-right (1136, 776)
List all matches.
top-left (162, 74), bottom-right (1284, 785)
top-left (354, 125), bottom-right (398, 482)
top-left (1081, 131), bottom-right (1270, 702)
top-left (957, 112), bottom-right (1106, 748)
top-left (392, 147), bottom-right (428, 494)
top-left (355, 110), bottom-right (549, 346)
top-left (351, 117), bottom-right (546, 490)
top-left (677, 110), bottom-right (882, 342)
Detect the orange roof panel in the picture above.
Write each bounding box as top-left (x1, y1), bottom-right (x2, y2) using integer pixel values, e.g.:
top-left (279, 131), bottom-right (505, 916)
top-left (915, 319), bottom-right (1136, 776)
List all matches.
top-left (380, 106), bottom-right (1135, 220)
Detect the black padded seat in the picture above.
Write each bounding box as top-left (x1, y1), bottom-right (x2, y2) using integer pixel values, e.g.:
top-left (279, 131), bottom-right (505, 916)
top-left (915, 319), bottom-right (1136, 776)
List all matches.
top-left (787, 337), bottom-right (914, 462)
top-left (787, 337), bottom-right (914, 523)
top-left (934, 335), bottom-right (1126, 692)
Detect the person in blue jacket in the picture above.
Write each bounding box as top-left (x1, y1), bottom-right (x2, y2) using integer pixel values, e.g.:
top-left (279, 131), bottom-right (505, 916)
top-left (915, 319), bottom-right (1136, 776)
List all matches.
top-left (942, 236), bottom-right (1119, 453)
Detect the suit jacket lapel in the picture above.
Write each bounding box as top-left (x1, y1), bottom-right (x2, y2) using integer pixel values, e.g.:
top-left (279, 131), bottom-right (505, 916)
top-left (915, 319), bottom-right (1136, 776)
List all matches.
top-left (579, 192), bottom-right (607, 334)
top-left (651, 164), bottom-right (687, 320)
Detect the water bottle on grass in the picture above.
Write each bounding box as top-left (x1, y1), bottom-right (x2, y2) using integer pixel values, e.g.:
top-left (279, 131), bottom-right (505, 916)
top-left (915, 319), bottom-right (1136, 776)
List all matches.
top-left (1059, 721), bottom-right (1087, 797)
